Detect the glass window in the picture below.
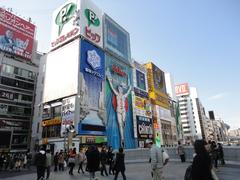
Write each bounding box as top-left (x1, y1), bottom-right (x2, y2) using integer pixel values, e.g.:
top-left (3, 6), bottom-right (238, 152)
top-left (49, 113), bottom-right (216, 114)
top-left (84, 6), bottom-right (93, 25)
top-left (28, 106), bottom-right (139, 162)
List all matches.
top-left (52, 106), bottom-right (61, 118)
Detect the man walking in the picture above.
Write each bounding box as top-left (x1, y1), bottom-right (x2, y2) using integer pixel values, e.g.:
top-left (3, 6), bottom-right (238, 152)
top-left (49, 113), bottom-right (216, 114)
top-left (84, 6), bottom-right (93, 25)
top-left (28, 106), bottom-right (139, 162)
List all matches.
top-left (177, 141), bottom-right (185, 162)
top-left (45, 149), bottom-right (52, 180)
top-left (149, 141), bottom-right (168, 180)
top-left (35, 147), bottom-right (46, 180)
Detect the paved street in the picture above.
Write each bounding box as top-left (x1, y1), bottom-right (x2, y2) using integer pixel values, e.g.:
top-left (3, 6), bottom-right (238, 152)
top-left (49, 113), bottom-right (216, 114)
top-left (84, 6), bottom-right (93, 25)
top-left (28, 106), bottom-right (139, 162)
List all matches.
top-left (1, 162), bottom-right (239, 180)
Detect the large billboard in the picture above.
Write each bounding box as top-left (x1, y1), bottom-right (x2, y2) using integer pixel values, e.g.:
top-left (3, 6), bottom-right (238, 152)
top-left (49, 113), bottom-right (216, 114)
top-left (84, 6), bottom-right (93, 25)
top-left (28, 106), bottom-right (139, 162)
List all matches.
top-left (137, 116), bottom-right (153, 139)
top-left (105, 54), bottom-right (135, 149)
top-left (43, 39), bottom-right (79, 102)
top-left (51, 0), bottom-right (80, 50)
top-left (78, 40), bottom-right (106, 136)
top-left (136, 70), bottom-right (146, 91)
top-left (80, 0), bottom-right (103, 47)
top-left (175, 83), bottom-right (189, 96)
top-left (0, 8), bottom-right (35, 60)
top-left (103, 14), bottom-right (131, 63)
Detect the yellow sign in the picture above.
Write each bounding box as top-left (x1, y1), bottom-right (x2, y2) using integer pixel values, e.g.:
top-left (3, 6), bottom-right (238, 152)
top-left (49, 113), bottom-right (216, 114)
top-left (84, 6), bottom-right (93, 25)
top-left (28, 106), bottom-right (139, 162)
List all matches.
top-left (42, 118), bottom-right (61, 127)
top-left (149, 91), bottom-right (169, 109)
top-left (135, 96), bottom-right (145, 110)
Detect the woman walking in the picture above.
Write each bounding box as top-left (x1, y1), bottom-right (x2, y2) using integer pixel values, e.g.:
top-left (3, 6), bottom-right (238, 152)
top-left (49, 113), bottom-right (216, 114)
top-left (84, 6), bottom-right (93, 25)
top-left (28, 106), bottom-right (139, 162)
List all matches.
top-left (68, 148), bottom-right (76, 175)
top-left (86, 145), bottom-right (100, 180)
top-left (192, 140), bottom-right (214, 180)
top-left (114, 147), bottom-right (126, 180)
top-left (78, 148), bottom-right (86, 174)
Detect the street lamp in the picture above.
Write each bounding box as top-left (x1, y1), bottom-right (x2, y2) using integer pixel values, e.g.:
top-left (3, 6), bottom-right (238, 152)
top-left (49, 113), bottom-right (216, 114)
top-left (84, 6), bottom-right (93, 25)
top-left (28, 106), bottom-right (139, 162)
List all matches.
top-left (63, 123), bottom-right (75, 157)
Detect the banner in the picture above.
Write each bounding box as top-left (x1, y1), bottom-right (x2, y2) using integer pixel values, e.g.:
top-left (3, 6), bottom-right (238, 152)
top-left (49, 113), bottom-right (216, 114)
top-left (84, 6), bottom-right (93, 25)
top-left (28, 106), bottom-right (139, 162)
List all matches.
top-left (61, 96), bottom-right (76, 137)
top-left (78, 39), bottom-right (105, 135)
top-left (104, 14), bottom-right (131, 63)
top-left (137, 116), bottom-right (153, 139)
top-left (0, 8), bottom-right (35, 60)
top-left (80, 0), bottom-right (103, 47)
top-left (105, 54), bottom-right (135, 149)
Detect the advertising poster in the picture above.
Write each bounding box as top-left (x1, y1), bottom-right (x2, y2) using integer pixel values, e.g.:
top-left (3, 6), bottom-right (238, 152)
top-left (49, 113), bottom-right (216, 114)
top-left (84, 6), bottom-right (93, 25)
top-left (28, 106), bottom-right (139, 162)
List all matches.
top-left (0, 8), bottom-right (35, 60)
top-left (137, 116), bottom-right (153, 139)
top-left (80, 0), bottom-right (103, 47)
top-left (105, 54), bottom-right (135, 149)
top-left (136, 70), bottom-right (146, 91)
top-left (175, 83), bottom-right (190, 96)
top-left (78, 40), bottom-right (106, 136)
top-left (51, 0), bottom-right (81, 50)
top-left (104, 14), bottom-right (131, 63)
top-left (61, 96), bottom-right (76, 137)
top-left (152, 63), bottom-right (166, 94)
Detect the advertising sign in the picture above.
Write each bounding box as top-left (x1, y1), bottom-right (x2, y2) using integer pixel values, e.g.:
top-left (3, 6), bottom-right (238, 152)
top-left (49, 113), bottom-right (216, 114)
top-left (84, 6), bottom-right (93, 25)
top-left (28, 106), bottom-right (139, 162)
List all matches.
top-left (137, 116), bottom-right (153, 139)
top-left (61, 96), bottom-right (76, 137)
top-left (175, 83), bottom-right (189, 96)
top-left (136, 70), bottom-right (146, 91)
top-left (104, 14), bottom-right (131, 63)
top-left (158, 106), bottom-right (172, 121)
top-left (51, 0), bottom-right (80, 50)
top-left (0, 8), bottom-right (35, 60)
top-left (78, 40), bottom-right (105, 136)
top-left (80, 0), bottom-right (103, 47)
top-left (105, 54), bottom-right (135, 149)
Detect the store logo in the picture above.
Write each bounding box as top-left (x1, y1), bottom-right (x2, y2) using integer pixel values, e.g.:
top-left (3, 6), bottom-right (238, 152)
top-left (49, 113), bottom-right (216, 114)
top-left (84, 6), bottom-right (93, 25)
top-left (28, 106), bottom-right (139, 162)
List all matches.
top-left (85, 9), bottom-right (100, 27)
top-left (55, 3), bottom-right (77, 36)
top-left (87, 50), bottom-right (101, 70)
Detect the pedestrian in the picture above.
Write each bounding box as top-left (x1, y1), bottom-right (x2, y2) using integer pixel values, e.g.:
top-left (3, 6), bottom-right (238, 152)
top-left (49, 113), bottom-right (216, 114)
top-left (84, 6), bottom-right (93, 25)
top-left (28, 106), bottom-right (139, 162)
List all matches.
top-left (35, 147), bottom-right (46, 180)
top-left (149, 141), bottom-right (169, 180)
top-left (58, 150), bottom-right (64, 171)
top-left (86, 145), bottom-right (100, 180)
top-left (177, 141), bottom-right (186, 162)
top-left (68, 148), bottom-right (76, 175)
top-left (100, 146), bottom-right (108, 176)
top-left (53, 152), bottom-right (59, 171)
top-left (78, 148), bottom-right (86, 174)
top-left (191, 139), bottom-right (214, 180)
top-left (107, 146), bottom-right (114, 175)
top-left (0, 154), bottom-right (3, 171)
top-left (210, 141), bottom-right (219, 170)
top-left (217, 143), bottom-right (225, 165)
top-left (45, 149), bottom-right (52, 180)
top-left (23, 153), bottom-right (27, 169)
top-left (113, 147), bottom-right (126, 180)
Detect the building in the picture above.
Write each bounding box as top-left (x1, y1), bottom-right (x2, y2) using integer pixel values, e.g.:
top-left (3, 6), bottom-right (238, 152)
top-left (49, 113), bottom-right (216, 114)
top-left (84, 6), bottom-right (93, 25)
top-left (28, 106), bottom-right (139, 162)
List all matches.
top-left (0, 7), bottom-right (40, 152)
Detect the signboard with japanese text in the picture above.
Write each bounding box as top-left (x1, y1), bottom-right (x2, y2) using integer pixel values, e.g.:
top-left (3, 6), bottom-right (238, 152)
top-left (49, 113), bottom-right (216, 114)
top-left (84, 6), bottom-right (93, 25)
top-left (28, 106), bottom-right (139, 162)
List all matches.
top-left (137, 116), bottom-right (153, 139)
top-left (0, 8), bottom-right (35, 60)
top-left (80, 0), bottom-right (103, 47)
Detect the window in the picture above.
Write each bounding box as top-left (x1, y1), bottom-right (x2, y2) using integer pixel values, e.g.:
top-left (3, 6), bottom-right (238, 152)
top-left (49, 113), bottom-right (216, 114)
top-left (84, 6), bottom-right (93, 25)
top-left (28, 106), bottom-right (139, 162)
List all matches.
top-left (42, 125), bottom-right (61, 138)
top-left (52, 106), bottom-right (61, 118)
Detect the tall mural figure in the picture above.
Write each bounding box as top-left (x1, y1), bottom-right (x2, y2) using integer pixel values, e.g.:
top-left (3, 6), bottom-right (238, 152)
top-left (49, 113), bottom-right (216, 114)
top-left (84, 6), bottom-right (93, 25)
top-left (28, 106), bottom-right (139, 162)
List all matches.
top-left (107, 73), bottom-right (131, 147)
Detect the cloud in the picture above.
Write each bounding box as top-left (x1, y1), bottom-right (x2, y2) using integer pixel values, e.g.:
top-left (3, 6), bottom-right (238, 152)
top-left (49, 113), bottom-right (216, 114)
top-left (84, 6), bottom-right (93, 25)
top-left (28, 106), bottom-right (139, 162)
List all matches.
top-left (208, 92), bottom-right (228, 100)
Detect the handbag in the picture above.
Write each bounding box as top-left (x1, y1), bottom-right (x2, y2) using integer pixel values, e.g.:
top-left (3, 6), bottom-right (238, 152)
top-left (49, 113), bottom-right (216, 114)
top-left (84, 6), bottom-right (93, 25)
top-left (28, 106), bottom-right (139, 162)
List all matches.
top-left (184, 165), bottom-right (192, 180)
top-left (162, 150), bottom-right (169, 165)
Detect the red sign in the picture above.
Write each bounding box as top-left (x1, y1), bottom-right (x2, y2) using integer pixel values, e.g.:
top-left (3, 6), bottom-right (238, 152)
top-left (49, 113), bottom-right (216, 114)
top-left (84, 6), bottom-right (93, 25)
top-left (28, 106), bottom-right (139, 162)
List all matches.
top-left (112, 64), bottom-right (126, 77)
top-left (85, 27), bottom-right (100, 43)
top-left (0, 8), bottom-right (35, 60)
top-left (175, 83), bottom-right (189, 95)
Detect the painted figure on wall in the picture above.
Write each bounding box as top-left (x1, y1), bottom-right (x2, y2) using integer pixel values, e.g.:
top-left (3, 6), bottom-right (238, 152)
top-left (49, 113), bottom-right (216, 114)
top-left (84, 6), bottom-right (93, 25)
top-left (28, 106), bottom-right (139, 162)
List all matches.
top-left (107, 74), bottom-right (131, 147)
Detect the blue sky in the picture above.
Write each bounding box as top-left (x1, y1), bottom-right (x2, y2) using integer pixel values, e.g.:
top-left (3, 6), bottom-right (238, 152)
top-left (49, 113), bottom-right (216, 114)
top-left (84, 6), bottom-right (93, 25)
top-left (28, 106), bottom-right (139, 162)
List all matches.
top-left (2, 0), bottom-right (239, 129)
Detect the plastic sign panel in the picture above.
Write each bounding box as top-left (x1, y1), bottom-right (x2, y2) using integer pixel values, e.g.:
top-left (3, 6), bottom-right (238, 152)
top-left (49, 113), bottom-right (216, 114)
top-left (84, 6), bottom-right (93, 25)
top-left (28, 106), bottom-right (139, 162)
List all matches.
top-left (104, 14), bottom-right (131, 63)
top-left (80, 0), bottom-right (103, 47)
top-left (51, 0), bottom-right (80, 50)
top-left (136, 70), bottom-right (146, 91)
top-left (137, 116), bottom-right (153, 139)
top-left (78, 40), bottom-right (105, 136)
top-left (0, 8), bottom-right (35, 60)
top-left (175, 83), bottom-right (190, 96)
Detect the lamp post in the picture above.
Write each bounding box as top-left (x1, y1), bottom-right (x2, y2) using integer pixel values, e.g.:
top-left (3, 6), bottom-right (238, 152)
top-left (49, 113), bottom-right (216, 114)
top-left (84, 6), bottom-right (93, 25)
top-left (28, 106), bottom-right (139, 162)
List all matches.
top-left (63, 123), bottom-right (75, 157)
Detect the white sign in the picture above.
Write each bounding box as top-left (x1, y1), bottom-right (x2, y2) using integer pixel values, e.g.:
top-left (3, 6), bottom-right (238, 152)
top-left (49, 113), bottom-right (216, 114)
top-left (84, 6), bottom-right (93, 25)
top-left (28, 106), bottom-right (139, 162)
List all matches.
top-left (87, 50), bottom-right (101, 70)
top-left (80, 0), bottom-right (103, 47)
top-left (50, 0), bottom-right (81, 50)
top-left (61, 96), bottom-right (76, 137)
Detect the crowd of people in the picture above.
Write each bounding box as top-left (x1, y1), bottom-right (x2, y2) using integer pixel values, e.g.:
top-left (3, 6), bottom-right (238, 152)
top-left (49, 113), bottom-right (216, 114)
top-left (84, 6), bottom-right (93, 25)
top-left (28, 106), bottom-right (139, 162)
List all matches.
top-left (0, 152), bottom-right (32, 172)
top-left (35, 145), bottom-right (126, 180)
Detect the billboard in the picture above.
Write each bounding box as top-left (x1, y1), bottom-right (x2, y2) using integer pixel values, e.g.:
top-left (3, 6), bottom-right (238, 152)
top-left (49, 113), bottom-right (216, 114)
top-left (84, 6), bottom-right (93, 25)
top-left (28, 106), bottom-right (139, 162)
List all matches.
top-left (175, 83), bottom-right (189, 96)
top-left (104, 14), bottom-right (131, 63)
top-left (0, 8), bottom-right (35, 60)
top-left (136, 70), bottom-right (146, 91)
top-left (51, 0), bottom-right (80, 50)
top-left (61, 96), bottom-right (76, 136)
top-left (137, 116), bottom-right (153, 139)
top-left (105, 54), bottom-right (135, 149)
top-left (78, 39), bottom-right (105, 136)
top-left (80, 0), bottom-right (103, 47)
top-left (43, 39), bottom-right (79, 102)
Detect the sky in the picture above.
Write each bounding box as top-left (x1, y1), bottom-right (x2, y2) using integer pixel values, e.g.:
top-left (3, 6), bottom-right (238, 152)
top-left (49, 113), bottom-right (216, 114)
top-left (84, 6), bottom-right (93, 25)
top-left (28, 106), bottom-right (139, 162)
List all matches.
top-left (1, 0), bottom-right (239, 129)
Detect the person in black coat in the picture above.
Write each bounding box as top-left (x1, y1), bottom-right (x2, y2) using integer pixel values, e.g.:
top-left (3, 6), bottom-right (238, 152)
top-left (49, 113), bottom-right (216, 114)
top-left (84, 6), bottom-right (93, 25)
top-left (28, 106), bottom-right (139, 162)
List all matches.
top-left (192, 140), bottom-right (213, 180)
top-left (86, 145), bottom-right (100, 180)
top-left (100, 147), bottom-right (108, 176)
top-left (35, 148), bottom-right (46, 180)
top-left (114, 147), bottom-right (126, 180)
top-left (107, 146), bottom-right (115, 175)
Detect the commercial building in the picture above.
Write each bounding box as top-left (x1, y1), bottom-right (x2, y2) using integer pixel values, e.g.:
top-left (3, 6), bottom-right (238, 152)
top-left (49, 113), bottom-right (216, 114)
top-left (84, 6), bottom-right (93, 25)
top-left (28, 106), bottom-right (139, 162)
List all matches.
top-left (0, 7), bottom-right (40, 152)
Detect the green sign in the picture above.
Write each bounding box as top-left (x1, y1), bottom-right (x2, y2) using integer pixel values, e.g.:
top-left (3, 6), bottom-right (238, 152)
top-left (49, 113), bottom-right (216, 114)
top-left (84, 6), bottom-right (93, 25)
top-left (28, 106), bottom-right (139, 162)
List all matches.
top-left (55, 3), bottom-right (77, 36)
top-left (85, 9), bottom-right (100, 27)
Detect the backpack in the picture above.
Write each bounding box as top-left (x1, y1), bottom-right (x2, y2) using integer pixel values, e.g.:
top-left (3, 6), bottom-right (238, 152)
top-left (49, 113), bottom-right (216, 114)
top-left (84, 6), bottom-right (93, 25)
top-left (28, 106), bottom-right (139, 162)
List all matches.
top-left (184, 165), bottom-right (192, 180)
